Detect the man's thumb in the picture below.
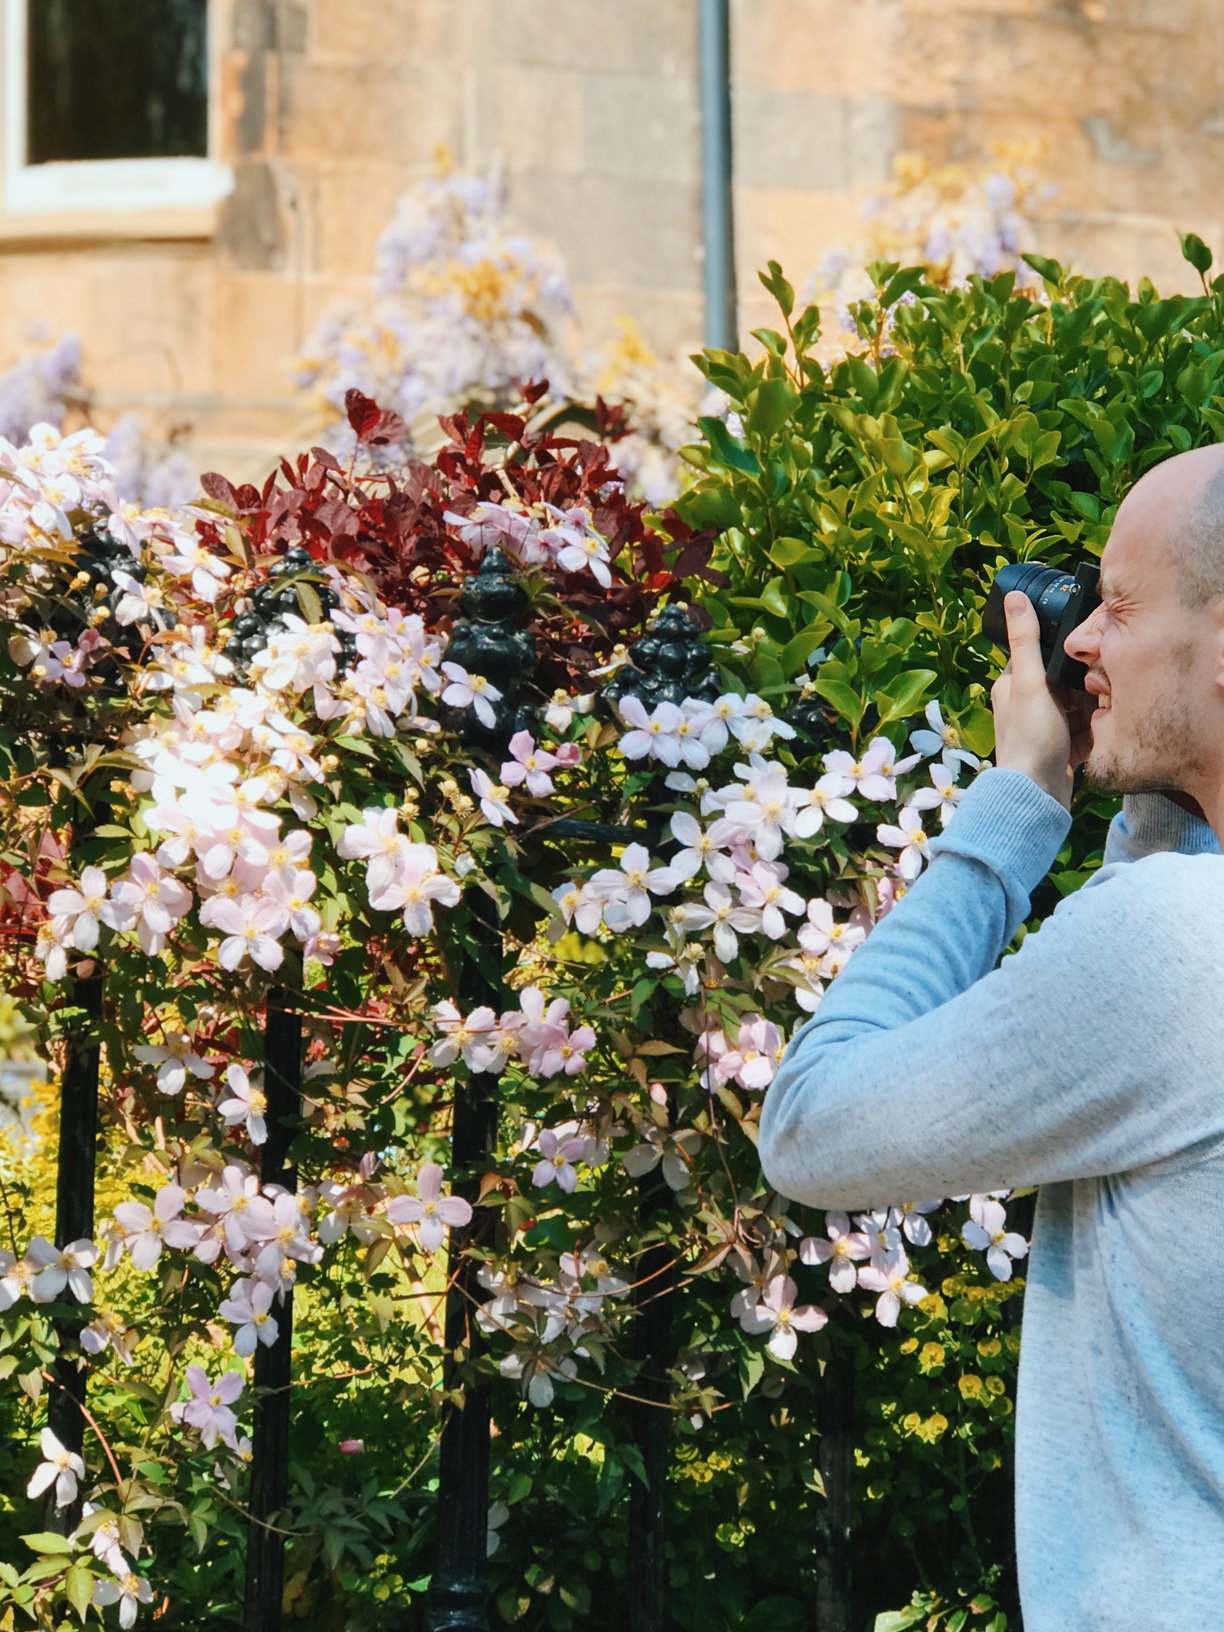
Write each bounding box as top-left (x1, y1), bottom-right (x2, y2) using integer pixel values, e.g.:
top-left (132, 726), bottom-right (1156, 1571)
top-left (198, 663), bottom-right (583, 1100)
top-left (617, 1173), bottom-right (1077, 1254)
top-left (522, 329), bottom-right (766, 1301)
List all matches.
top-left (1003, 591), bottom-right (1044, 671)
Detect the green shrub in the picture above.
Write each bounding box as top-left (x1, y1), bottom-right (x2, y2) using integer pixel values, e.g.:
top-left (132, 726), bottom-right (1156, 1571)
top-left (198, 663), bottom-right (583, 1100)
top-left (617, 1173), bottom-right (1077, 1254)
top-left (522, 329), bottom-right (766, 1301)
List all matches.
top-left (667, 234), bottom-right (1224, 1619)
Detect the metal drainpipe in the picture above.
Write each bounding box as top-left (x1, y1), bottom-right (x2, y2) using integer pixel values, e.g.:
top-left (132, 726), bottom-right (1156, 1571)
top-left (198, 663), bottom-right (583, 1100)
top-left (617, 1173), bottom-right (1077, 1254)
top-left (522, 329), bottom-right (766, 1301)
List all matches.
top-left (699, 0), bottom-right (738, 352)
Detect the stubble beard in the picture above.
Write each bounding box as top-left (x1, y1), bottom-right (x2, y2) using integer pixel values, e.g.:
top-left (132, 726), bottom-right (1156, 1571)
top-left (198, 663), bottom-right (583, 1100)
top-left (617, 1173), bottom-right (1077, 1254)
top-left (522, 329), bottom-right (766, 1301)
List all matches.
top-left (1083, 642), bottom-right (1207, 795)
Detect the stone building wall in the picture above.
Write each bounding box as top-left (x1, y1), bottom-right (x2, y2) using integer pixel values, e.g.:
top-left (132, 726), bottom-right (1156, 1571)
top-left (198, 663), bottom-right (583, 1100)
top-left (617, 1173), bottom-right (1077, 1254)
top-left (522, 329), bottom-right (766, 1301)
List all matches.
top-left (0, 0), bottom-right (1217, 478)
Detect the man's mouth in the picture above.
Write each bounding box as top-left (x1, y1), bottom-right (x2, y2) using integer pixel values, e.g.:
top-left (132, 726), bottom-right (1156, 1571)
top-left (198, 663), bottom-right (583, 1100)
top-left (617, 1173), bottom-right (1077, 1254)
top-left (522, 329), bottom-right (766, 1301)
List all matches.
top-left (1084, 675), bottom-right (1111, 712)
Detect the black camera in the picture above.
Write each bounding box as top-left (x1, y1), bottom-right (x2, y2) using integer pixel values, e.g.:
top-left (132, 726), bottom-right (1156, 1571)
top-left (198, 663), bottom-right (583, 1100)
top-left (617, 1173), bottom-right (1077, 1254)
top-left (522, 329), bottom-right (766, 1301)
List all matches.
top-left (981, 561), bottom-right (1101, 691)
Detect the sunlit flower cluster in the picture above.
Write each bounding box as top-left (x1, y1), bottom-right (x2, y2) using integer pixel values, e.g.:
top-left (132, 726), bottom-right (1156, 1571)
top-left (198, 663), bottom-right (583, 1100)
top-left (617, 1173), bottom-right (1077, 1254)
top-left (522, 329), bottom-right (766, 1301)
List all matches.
top-left (291, 165), bottom-right (574, 455)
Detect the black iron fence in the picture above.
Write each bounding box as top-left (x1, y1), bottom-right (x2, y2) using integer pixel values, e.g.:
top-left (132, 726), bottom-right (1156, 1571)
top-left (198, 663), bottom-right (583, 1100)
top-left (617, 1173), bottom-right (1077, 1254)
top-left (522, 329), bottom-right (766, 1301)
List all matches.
top-left (44, 966), bottom-right (862, 1631)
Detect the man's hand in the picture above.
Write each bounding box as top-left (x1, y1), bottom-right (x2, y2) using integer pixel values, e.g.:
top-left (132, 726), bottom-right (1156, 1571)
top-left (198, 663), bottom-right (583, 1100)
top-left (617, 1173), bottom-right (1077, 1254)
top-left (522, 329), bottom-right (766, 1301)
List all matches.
top-left (991, 592), bottom-right (1092, 810)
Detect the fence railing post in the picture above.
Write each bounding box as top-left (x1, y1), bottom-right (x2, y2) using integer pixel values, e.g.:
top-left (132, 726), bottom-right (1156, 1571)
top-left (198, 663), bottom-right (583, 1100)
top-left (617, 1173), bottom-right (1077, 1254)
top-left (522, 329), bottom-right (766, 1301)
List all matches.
top-left (426, 545), bottom-right (536, 1632)
top-left (243, 969), bottom-right (302, 1632)
top-left (814, 1341), bottom-right (855, 1632)
top-left (627, 1167), bottom-right (676, 1632)
top-left (427, 891), bottom-right (501, 1632)
top-left (45, 969), bottom-right (102, 1536)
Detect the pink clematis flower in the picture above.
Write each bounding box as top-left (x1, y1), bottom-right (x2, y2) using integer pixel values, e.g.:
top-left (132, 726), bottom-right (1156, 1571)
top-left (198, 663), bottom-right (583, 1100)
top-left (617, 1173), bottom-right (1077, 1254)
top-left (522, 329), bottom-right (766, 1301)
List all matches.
top-left (676, 880), bottom-right (760, 963)
top-left (133, 1030), bottom-right (214, 1095)
top-left (262, 869), bottom-right (321, 942)
top-left (798, 899), bottom-right (868, 974)
top-left (897, 1199), bottom-right (944, 1247)
top-left (531, 1128), bottom-right (588, 1193)
top-left (718, 1016), bottom-right (785, 1091)
top-left (788, 772), bottom-right (858, 837)
top-left (668, 811), bottom-right (735, 883)
top-left (500, 731), bottom-right (560, 797)
top-left (551, 880), bottom-right (605, 936)
top-left (429, 1001), bottom-right (499, 1072)
top-left (385, 1162), bottom-right (473, 1253)
top-left (219, 1277), bottom-right (280, 1355)
top-left (441, 662), bottom-right (501, 728)
top-left (470, 768), bottom-right (518, 828)
top-left (616, 696), bottom-right (684, 766)
top-left (113, 1184), bottom-right (201, 1270)
top-left (26, 1235), bottom-right (97, 1303)
top-left (27, 1427), bottom-right (85, 1509)
top-left (92, 1572), bottom-right (154, 1629)
top-left (741, 1274), bottom-right (827, 1360)
top-left (825, 737), bottom-right (920, 802)
top-left (171, 1364), bottom-right (245, 1450)
top-left (108, 852), bottom-right (192, 955)
top-left (367, 843), bottom-right (460, 936)
top-left (589, 843), bottom-right (676, 930)
top-left (206, 895), bottom-right (286, 973)
top-left (961, 1195), bottom-right (1029, 1281)
top-left (217, 1064), bottom-right (269, 1145)
top-left (734, 862), bottom-right (805, 940)
top-left (876, 806), bottom-right (932, 882)
top-left (516, 986), bottom-right (573, 1075)
top-left (46, 866), bottom-right (121, 951)
top-left (724, 771), bottom-right (797, 861)
top-left (908, 761), bottom-right (964, 828)
top-left (337, 807), bottom-right (410, 896)
top-left (909, 700), bottom-right (981, 770)
top-left (800, 1211), bottom-right (873, 1294)
top-left (195, 1164), bottom-right (263, 1254)
top-left (858, 1249), bottom-right (928, 1327)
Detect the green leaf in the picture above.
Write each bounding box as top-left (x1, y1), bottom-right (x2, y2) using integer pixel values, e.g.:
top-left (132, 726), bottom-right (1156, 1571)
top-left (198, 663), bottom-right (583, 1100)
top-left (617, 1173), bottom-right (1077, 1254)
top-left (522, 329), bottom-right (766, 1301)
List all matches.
top-left (746, 378), bottom-right (801, 439)
top-left (63, 1561), bottom-right (93, 1620)
top-left (740, 1347), bottom-right (765, 1399)
top-left (696, 416), bottom-right (762, 478)
top-left (872, 668), bottom-right (937, 726)
top-left (750, 327), bottom-right (788, 358)
top-left (797, 589), bottom-right (851, 634)
top-left (779, 625), bottom-right (830, 676)
top-left (881, 266), bottom-right (927, 308)
top-left (758, 258), bottom-right (795, 318)
top-left (1180, 231), bottom-right (1214, 277)
top-left (20, 1532), bottom-right (74, 1556)
top-left (1021, 252), bottom-right (1064, 289)
top-left (812, 676), bottom-right (865, 728)
top-left (617, 1443), bottom-right (649, 1487)
top-left (768, 535), bottom-right (812, 569)
top-left (295, 580), bottom-right (323, 624)
top-left (873, 1609), bottom-right (926, 1632)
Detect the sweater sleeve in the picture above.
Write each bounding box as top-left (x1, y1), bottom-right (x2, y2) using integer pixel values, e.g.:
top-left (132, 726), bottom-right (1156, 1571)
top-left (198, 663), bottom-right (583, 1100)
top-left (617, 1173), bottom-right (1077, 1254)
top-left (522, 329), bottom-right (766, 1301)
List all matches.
top-left (1102, 793), bottom-right (1219, 865)
top-left (757, 769), bottom-right (1224, 1208)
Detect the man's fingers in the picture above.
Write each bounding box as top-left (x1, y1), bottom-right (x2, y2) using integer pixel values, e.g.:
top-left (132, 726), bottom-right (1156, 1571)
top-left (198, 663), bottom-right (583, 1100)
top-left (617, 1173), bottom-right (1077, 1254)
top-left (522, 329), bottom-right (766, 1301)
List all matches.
top-left (1003, 591), bottom-right (1046, 679)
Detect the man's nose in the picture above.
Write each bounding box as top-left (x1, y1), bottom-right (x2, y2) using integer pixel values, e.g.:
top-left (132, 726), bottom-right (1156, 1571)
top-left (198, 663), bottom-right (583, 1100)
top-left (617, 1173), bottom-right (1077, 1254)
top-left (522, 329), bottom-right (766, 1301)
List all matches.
top-left (1063, 603), bottom-right (1103, 663)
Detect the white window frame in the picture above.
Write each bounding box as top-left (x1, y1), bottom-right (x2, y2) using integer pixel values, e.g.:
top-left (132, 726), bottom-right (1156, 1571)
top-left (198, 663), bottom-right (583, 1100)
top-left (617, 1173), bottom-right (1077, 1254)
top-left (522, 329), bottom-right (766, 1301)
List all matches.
top-left (2, 0), bottom-right (233, 215)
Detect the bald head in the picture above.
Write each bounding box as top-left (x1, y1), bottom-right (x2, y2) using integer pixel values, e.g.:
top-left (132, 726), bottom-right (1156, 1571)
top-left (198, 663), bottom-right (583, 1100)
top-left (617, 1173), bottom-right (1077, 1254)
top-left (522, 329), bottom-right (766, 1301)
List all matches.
top-left (1117, 442), bottom-right (1224, 607)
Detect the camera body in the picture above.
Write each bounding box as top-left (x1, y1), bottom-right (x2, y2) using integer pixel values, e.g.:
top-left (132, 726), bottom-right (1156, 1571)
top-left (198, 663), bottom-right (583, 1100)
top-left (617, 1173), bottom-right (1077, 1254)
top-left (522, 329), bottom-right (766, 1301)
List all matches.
top-left (982, 560), bottom-right (1101, 691)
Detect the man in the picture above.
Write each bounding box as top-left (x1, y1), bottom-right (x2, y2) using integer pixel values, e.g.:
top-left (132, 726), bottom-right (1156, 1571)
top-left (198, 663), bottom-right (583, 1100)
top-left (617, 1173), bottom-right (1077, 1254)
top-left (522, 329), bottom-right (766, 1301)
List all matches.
top-left (758, 442), bottom-right (1224, 1631)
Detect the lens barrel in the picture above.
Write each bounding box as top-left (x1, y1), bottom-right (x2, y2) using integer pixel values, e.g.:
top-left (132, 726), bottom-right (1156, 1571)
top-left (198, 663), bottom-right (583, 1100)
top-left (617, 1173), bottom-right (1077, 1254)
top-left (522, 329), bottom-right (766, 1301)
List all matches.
top-left (981, 560), bottom-right (1101, 691)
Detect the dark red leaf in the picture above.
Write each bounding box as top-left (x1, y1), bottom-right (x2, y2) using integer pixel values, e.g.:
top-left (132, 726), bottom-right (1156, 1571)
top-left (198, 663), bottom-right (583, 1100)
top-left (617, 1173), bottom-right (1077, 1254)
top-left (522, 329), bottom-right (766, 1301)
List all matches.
top-left (345, 389), bottom-right (382, 440)
top-left (484, 413), bottom-right (527, 444)
top-left (344, 388), bottom-right (407, 447)
top-left (200, 471), bottom-right (238, 508)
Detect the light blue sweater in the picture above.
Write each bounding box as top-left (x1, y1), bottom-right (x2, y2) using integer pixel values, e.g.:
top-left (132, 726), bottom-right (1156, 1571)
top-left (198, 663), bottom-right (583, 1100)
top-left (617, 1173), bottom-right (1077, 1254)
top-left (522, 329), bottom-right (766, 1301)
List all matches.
top-left (759, 769), bottom-right (1224, 1631)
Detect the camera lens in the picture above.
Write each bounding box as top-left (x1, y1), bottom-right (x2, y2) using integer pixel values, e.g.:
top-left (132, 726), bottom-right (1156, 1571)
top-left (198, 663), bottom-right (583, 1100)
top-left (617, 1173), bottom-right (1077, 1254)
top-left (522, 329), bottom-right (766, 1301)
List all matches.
top-left (982, 559), bottom-right (1101, 691)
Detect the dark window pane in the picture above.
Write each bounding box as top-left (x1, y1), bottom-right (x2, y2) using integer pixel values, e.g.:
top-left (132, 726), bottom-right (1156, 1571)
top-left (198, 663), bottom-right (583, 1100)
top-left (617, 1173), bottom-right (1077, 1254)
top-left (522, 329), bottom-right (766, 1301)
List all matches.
top-left (27, 0), bottom-right (208, 164)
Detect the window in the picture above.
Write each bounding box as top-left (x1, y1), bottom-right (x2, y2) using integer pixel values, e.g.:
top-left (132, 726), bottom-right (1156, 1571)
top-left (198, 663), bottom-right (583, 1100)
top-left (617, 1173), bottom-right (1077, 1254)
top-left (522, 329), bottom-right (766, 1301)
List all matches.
top-left (4, 0), bottom-right (232, 217)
